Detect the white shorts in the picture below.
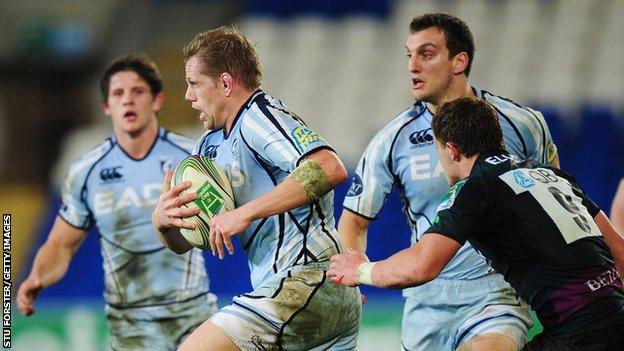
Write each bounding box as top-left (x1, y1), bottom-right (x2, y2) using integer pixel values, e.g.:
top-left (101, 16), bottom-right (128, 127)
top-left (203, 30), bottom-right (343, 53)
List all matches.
top-left (211, 263), bottom-right (361, 350)
top-left (401, 273), bottom-right (532, 351)
top-left (106, 293), bottom-right (218, 351)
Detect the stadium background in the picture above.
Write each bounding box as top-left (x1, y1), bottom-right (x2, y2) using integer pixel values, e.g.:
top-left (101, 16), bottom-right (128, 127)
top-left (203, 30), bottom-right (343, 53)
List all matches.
top-left (1, 0), bottom-right (622, 349)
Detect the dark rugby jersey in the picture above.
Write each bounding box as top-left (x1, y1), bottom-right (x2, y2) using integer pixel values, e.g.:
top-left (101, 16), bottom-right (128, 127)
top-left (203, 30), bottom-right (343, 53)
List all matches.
top-left (426, 150), bottom-right (624, 337)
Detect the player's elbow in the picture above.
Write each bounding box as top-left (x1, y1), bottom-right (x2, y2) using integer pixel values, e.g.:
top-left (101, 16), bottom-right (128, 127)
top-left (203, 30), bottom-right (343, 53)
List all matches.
top-left (313, 150), bottom-right (348, 186)
top-left (334, 163), bottom-right (348, 186)
top-left (324, 159), bottom-right (348, 187)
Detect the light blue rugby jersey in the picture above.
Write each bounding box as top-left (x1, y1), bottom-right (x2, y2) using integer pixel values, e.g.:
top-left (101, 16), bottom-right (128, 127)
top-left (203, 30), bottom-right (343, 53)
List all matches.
top-left (193, 90), bottom-right (341, 288)
top-left (59, 127), bottom-right (209, 308)
top-left (344, 87), bottom-right (557, 293)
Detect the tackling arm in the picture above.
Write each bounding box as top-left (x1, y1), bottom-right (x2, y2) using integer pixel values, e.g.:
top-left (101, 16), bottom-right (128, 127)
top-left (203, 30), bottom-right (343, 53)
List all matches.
top-left (329, 233), bottom-right (461, 289)
top-left (17, 217), bottom-right (88, 316)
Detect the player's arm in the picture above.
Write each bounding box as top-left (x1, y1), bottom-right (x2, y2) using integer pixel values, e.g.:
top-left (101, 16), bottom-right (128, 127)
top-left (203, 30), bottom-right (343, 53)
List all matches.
top-left (610, 179), bottom-right (624, 234)
top-left (208, 148), bottom-right (347, 258)
top-left (338, 210), bottom-right (371, 253)
top-left (328, 233), bottom-right (461, 288)
top-left (594, 210), bottom-right (624, 277)
top-left (17, 217), bottom-right (88, 316)
top-left (152, 170), bottom-right (201, 254)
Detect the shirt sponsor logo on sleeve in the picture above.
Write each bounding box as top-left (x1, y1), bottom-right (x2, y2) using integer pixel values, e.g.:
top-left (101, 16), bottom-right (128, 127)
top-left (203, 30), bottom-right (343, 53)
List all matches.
top-left (292, 126), bottom-right (321, 152)
top-left (346, 174), bottom-right (364, 197)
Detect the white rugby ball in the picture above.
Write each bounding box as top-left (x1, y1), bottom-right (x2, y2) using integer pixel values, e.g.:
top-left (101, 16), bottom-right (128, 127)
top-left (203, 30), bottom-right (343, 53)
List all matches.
top-left (171, 155), bottom-right (235, 249)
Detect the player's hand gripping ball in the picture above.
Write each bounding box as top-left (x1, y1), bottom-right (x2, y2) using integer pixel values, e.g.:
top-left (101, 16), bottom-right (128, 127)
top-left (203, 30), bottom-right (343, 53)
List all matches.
top-left (171, 155), bottom-right (235, 249)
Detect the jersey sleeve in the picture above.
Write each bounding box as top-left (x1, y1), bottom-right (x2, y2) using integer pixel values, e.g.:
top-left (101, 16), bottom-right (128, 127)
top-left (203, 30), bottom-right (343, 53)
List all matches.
top-left (525, 107), bottom-right (558, 164)
top-left (424, 178), bottom-right (488, 245)
top-left (342, 128), bottom-right (396, 220)
top-left (58, 160), bottom-right (94, 229)
top-left (240, 106), bottom-right (331, 173)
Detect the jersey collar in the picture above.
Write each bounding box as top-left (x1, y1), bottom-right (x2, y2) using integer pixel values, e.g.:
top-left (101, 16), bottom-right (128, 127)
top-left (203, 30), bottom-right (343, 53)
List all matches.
top-left (111, 126), bottom-right (164, 161)
top-left (223, 88), bottom-right (264, 139)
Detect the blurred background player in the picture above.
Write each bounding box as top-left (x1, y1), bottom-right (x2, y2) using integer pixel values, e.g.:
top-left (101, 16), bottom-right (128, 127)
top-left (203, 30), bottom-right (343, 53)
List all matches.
top-left (16, 55), bottom-right (217, 351)
top-left (329, 96), bottom-right (624, 351)
top-left (339, 13), bottom-right (559, 351)
top-left (152, 26), bottom-right (361, 351)
top-left (610, 177), bottom-right (624, 234)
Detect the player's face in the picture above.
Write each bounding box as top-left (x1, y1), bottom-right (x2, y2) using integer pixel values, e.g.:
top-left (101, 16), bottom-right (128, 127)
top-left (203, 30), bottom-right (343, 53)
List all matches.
top-left (434, 138), bottom-right (460, 185)
top-left (185, 55), bottom-right (227, 130)
top-left (103, 71), bottom-right (162, 136)
top-left (406, 27), bottom-right (455, 104)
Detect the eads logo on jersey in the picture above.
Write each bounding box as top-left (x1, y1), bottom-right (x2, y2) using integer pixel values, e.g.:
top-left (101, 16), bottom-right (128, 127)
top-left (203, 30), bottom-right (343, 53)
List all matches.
top-left (100, 166), bottom-right (123, 182)
top-left (409, 128), bottom-right (434, 149)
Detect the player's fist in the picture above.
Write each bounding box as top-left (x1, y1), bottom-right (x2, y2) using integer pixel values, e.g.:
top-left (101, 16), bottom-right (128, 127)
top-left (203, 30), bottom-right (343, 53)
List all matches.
top-left (17, 277), bottom-right (43, 316)
top-left (328, 249), bottom-right (369, 287)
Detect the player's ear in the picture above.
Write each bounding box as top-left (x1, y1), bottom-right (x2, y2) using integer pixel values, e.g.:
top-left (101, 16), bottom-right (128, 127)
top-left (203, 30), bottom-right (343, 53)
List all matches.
top-left (152, 92), bottom-right (164, 112)
top-left (101, 100), bottom-right (111, 116)
top-left (220, 73), bottom-right (234, 97)
top-left (447, 142), bottom-right (461, 162)
top-left (452, 52), bottom-right (469, 75)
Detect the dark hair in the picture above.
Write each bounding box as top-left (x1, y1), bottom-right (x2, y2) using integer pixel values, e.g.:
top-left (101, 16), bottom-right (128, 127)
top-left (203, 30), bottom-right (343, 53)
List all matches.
top-left (100, 54), bottom-right (163, 101)
top-left (183, 26), bottom-right (262, 90)
top-left (410, 13), bottom-right (475, 76)
top-left (432, 97), bottom-right (504, 157)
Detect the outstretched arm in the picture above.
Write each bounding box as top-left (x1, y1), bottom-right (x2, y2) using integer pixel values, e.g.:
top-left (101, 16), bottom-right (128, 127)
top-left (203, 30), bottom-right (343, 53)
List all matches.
top-left (17, 217), bottom-right (88, 316)
top-left (209, 148), bottom-right (347, 259)
top-left (328, 233), bottom-right (461, 289)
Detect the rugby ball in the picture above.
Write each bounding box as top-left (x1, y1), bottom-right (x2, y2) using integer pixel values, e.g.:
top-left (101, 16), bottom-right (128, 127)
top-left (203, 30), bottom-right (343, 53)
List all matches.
top-left (171, 155), bottom-right (235, 249)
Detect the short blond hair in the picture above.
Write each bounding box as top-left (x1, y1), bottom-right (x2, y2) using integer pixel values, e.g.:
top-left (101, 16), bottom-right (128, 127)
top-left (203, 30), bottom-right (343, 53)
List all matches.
top-left (183, 26), bottom-right (262, 90)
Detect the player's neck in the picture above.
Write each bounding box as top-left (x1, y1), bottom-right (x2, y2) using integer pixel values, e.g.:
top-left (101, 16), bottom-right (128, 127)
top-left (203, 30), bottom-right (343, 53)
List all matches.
top-left (224, 88), bottom-right (256, 135)
top-left (115, 117), bottom-right (159, 159)
top-left (459, 154), bottom-right (479, 179)
top-left (426, 80), bottom-right (473, 114)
